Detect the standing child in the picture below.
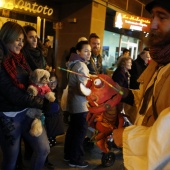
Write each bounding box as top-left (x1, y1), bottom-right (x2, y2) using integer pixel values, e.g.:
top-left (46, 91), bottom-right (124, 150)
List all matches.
top-left (64, 41), bottom-right (91, 168)
top-left (43, 71), bottom-right (64, 169)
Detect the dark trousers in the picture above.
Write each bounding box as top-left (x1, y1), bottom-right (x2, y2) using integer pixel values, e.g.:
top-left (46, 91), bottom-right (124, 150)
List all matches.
top-left (64, 112), bottom-right (88, 163)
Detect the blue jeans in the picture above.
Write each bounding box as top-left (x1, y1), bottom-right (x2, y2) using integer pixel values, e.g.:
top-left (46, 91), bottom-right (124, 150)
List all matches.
top-left (0, 110), bottom-right (50, 170)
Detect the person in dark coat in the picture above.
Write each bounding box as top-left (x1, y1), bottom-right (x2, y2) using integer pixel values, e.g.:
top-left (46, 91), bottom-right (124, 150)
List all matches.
top-left (17, 25), bottom-right (47, 169)
top-left (112, 56), bottom-right (132, 88)
top-left (0, 21), bottom-right (49, 170)
top-left (43, 39), bottom-right (55, 70)
top-left (129, 47), bottom-right (151, 89)
top-left (22, 25), bottom-right (46, 71)
top-left (112, 56), bottom-right (132, 115)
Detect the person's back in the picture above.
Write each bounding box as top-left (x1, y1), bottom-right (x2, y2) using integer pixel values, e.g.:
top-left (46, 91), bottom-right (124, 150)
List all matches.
top-left (112, 67), bottom-right (130, 88)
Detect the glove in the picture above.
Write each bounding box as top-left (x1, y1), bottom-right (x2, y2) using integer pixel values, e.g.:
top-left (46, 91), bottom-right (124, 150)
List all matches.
top-left (112, 127), bottom-right (124, 148)
top-left (115, 83), bottom-right (130, 99)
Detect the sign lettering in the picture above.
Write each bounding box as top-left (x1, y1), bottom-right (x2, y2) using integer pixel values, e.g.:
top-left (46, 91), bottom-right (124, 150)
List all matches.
top-left (0, 0), bottom-right (54, 16)
top-left (0, 16), bottom-right (37, 28)
top-left (114, 12), bottom-right (151, 32)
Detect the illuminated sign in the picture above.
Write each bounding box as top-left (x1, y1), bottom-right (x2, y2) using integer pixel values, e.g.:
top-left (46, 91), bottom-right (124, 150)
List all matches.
top-left (0, 0), bottom-right (53, 16)
top-left (114, 12), bottom-right (151, 32)
top-left (0, 0), bottom-right (14, 9)
top-left (0, 16), bottom-right (36, 28)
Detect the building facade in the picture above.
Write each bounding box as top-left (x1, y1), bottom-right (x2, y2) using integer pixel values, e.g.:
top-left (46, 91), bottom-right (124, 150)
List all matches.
top-left (0, 0), bottom-right (152, 90)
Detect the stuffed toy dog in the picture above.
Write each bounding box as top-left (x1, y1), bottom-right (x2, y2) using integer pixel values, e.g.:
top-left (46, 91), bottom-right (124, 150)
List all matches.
top-left (27, 69), bottom-right (55, 102)
top-left (26, 69), bottom-right (56, 137)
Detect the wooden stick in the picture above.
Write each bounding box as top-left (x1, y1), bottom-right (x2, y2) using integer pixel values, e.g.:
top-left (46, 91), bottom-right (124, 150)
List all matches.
top-left (58, 67), bottom-right (90, 78)
top-left (57, 67), bottom-right (123, 95)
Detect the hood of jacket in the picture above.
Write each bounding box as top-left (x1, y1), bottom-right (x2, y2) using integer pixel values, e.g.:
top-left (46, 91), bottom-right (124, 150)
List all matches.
top-left (67, 53), bottom-right (85, 68)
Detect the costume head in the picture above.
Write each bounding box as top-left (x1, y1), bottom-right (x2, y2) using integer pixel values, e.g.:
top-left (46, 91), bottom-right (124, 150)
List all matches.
top-left (86, 74), bottom-right (122, 114)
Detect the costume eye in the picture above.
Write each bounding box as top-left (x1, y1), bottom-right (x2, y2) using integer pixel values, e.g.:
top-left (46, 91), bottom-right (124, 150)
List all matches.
top-left (94, 79), bottom-right (101, 85)
top-left (93, 78), bottom-right (103, 88)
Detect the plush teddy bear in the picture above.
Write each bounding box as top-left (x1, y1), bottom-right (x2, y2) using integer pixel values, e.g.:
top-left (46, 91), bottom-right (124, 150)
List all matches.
top-left (26, 69), bottom-right (56, 137)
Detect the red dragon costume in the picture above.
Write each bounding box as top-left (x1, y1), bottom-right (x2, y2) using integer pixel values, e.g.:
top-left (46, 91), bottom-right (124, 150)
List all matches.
top-left (85, 74), bottom-right (124, 153)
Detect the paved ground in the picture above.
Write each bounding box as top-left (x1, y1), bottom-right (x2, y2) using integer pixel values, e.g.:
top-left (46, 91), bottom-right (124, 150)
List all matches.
top-left (0, 124), bottom-right (124, 170)
top-left (43, 133), bottom-right (124, 170)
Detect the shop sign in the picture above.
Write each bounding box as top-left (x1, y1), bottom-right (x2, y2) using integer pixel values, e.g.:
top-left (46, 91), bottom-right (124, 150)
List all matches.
top-left (0, 0), bottom-right (53, 17)
top-left (0, 16), bottom-right (36, 28)
top-left (114, 12), bottom-right (151, 32)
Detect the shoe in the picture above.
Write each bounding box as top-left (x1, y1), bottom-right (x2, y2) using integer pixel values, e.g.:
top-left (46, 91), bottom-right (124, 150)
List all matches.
top-left (69, 161), bottom-right (88, 168)
top-left (49, 137), bottom-right (57, 147)
top-left (44, 161), bottom-right (54, 169)
top-left (64, 155), bottom-right (70, 162)
top-left (63, 116), bottom-right (70, 125)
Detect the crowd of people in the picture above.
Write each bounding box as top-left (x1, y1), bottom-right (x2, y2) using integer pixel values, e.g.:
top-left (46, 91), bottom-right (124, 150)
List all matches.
top-left (0, 0), bottom-right (170, 169)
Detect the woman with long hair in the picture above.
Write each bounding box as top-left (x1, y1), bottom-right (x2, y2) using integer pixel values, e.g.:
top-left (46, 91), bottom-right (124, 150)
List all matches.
top-left (0, 21), bottom-right (49, 170)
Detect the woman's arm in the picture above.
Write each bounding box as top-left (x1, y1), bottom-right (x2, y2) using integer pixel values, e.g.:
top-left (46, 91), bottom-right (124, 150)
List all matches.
top-left (0, 68), bottom-right (43, 109)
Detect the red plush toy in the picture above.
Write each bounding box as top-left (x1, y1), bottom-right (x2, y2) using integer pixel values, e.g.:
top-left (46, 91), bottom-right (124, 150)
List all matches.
top-left (85, 74), bottom-right (124, 153)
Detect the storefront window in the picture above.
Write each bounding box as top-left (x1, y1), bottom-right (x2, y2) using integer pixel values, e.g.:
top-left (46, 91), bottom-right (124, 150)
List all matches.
top-left (103, 30), bottom-right (140, 72)
top-left (122, 35), bottom-right (128, 42)
top-left (102, 30), bottom-right (120, 72)
top-left (129, 37), bottom-right (137, 43)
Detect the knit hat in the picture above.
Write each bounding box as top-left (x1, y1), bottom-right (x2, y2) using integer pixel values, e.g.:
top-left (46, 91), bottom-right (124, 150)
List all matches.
top-left (145, 0), bottom-right (170, 13)
top-left (77, 37), bottom-right (87, 42)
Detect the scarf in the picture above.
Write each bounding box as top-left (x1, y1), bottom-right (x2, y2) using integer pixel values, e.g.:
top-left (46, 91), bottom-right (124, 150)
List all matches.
top-left (22, 45), bottom-right (46, 71)
top-left (150, 44), bottom-right (170, 65)
top-left (3, 51), bottom-right (30, 89)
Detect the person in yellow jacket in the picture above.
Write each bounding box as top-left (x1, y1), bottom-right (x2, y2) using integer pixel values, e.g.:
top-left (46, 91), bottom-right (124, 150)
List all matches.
top-left (113, 0), bottom-right (170, 169)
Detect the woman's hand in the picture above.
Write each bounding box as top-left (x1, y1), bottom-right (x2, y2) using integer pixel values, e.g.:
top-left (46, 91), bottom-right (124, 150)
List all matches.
top-left (112, 127), bottom-right (124, 147)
